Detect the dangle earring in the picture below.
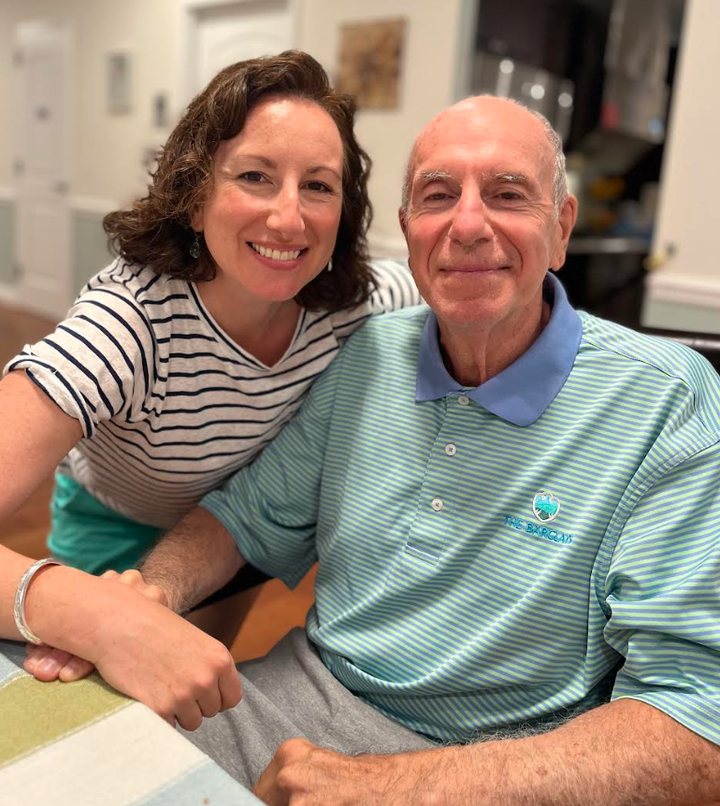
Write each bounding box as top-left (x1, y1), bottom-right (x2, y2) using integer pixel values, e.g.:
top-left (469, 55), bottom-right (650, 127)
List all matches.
top-left (189, 231), bottom-right (201, 260)
top-left (326, 257), bottom-right (333, 273)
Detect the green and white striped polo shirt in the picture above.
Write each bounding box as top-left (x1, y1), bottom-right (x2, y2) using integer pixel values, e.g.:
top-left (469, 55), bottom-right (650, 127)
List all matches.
top-left (203, 275), bottom-right (720, 745)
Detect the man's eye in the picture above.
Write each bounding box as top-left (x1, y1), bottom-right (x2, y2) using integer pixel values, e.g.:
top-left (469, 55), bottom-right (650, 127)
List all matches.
top-left (425, 192), bottom-right (450, 202)
top-left (239, 171), bottom-right (265, 183)
top-left (497, 191), bottom-right (522, 201)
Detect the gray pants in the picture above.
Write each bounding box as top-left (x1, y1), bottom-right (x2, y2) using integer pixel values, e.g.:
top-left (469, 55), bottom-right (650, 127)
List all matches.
top-left (181, 629), bottom-right (434, 788)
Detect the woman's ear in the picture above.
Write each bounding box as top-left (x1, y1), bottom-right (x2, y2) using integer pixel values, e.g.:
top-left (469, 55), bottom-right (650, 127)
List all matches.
top-left (190, 207), bottom-right (204, 232)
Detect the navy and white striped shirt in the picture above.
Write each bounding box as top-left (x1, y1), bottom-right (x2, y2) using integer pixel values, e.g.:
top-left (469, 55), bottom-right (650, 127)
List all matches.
top-left (4, 258), bottom-right (421, 528)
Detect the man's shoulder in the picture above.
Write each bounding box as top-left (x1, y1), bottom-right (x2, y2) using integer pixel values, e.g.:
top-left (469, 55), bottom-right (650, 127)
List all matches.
top-left (578, 312), bottom-right (720, 435)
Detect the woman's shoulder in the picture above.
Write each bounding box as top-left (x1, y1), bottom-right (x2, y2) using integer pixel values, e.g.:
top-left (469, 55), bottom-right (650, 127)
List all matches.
top-left (330, 258), bottom-right (422, 326)
top-left (323, 259), bottom-right (423, 342)
top-left (366, 259), bottom-right (422, 311)
top-left (79, 258), bottom-right (186, 303)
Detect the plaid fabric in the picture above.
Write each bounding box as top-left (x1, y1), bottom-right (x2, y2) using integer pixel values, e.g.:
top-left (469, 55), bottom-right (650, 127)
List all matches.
top-left (0, 639), bottom-right (259, 806)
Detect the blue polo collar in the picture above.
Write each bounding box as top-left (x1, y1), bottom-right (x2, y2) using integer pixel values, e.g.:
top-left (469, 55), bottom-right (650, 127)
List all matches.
top-left (415, 272), bottom-right (582, 426)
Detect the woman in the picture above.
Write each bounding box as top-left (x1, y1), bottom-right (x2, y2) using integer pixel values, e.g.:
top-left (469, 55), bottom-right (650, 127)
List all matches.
top-left (1, 50), bottom-right (418, 699)
top-left (1, 51), bottom-right (419, 577)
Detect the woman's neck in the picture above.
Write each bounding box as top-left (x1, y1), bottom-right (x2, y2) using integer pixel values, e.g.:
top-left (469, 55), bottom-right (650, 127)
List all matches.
top-left (197, 278), bottom-right (301, 368)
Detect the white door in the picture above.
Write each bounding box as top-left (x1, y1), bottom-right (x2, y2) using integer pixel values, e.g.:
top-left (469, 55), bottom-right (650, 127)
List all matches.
top-left (184, 0), bottom-right (296, 100)
top-left (13, 20), bottom-right (73, 320)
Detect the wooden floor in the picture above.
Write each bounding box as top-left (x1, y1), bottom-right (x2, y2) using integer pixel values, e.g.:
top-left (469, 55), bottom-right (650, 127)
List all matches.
top-left (0, 300), bottom-right (314, 662)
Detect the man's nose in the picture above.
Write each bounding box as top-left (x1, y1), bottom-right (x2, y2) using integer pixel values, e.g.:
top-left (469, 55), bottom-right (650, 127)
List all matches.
top-left (447, 188), bottom-right (493, 248)
top-left (266, 187), bottom-right (305, 238)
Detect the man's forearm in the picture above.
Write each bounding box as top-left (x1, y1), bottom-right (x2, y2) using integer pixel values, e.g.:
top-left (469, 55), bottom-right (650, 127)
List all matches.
top-left (420, 698), bottom-right (720, 806)
top-left (139, 507), bottom-right (245, 613)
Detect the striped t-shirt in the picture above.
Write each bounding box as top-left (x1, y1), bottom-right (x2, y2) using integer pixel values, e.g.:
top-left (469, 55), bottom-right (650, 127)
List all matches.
top-left (203, 276), bottom-right (720, 745)
top-left (4, 258), bottom-right (421, 529)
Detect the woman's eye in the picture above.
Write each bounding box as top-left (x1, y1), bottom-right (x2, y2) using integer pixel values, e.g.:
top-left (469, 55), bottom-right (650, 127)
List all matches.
top-left (239, 171), bottom-right (265, 183)
top-left (307, 181), bottom-right (332, 193)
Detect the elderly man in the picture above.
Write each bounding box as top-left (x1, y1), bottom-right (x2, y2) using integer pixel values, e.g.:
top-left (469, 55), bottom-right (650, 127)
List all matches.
top-left (137, 96), bottom-right (720, 805)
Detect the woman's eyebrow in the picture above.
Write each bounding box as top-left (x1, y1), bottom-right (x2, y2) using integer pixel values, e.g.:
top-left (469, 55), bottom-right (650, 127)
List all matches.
top-left (308, 165), bottom-right (342, 180)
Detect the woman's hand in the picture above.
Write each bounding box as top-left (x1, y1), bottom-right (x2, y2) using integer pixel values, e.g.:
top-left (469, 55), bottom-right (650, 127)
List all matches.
top-left (25, 569), bottom-right (168, 682)
top-left (24, 567), bottom-right (242, 730)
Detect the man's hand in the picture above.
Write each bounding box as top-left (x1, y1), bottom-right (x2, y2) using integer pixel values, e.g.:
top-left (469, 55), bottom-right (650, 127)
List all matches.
top-left (253, 739), bottom-right (448, 806)
top-left (25, 569), bottom-right (167, 683)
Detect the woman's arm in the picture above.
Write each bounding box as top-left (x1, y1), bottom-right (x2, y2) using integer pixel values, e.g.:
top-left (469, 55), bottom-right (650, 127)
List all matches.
top-left (0, 370), bottom-right (83, 524)
top-left (0, 369), bottom-right (83, 638)
top-left (1, 549), bottom-right (241, 729)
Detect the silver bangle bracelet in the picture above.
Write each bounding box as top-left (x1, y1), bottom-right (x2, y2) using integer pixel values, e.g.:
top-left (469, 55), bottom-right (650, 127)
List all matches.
top-left (13, 558), bottom-right (61, 645)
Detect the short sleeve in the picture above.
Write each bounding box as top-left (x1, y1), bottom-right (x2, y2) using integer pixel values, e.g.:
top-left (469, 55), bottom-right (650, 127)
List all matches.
top-left (604, 442), bottom-right (720, 745)
top-left (3, 271), bottom-right (156, 438)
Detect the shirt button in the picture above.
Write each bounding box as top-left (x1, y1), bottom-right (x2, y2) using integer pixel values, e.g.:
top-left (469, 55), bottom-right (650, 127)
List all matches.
top-left (445, 443), bottom-right (457, 456)
top-left (431, 497), bottom-right (444, 512)
top-left (458, 395), bottom-right (470, 406)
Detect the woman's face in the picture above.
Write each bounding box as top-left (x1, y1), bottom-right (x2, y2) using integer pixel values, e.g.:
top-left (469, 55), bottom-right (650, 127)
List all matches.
top-left (193, 96), bottom-right (344, 304)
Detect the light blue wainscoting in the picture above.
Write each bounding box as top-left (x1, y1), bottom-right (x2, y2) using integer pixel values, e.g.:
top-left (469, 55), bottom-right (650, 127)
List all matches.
top-left (0, 199), bottom-right (15, 286)
top-left (642, 299), bottom-right (720, 336)
top-left (72, 207), bottom-right (113, 295)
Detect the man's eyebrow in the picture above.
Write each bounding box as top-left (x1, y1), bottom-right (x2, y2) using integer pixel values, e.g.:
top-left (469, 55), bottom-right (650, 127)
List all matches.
top-left (415, 170), bottom-right (453, 185)
top-left (490, 172), bottom-right (530, 184)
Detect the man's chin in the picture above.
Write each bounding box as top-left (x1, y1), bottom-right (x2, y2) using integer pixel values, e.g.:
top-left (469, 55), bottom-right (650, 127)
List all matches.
top-left (432, 297), bottom-right (510, 331)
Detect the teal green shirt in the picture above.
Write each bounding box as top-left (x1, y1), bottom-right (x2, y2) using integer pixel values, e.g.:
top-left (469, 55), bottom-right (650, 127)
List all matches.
top-left (203, 276), bottom-right (720, 744)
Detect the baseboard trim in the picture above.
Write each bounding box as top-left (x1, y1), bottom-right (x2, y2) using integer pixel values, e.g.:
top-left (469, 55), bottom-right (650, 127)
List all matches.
top-left (0, 281), bottom-right (19, 306)
top-left (645, 273), bottom-right (720, 311)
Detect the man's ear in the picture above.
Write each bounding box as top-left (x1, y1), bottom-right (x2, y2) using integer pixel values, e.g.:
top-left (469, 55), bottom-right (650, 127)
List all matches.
top-left (550, 194), bottom-right (578, 270)
top-left (398, 206), bottom-right (408, 238)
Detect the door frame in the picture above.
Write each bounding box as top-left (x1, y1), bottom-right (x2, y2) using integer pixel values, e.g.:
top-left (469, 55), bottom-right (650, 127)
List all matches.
top-left (13, 19), bottom-right (74, 319)
top-left (179, 0), bottom-right (304, 108)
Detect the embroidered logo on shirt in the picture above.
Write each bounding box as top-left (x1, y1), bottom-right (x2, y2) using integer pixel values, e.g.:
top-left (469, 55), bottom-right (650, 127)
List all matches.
top-left (532, 491), bottom-right (560, 523)
top-left (503, 515), bottom-right (574, 545)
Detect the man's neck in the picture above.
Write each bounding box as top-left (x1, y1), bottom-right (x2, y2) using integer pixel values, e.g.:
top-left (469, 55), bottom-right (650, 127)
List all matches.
top-left (438, 297), bottom-right (551, 387)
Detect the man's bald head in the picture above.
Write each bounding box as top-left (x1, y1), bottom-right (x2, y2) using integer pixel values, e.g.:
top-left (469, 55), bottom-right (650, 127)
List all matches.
top-left (402, 96), bottom-right (567, 216)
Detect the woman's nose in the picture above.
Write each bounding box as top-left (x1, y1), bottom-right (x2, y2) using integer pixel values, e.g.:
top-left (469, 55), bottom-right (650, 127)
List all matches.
top-left (266, 188), bottom-right (305, 238)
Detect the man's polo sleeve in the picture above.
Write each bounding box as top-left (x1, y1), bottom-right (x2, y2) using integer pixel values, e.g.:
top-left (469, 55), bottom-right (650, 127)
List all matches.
top-left (199, 351), bottom-right (343, 590)
top-left (603, 442), bottom-right (720, 745)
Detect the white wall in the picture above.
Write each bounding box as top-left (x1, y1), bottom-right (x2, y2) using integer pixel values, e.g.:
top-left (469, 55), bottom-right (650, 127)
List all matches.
top-left (642, 0), bottom-right (720, 332)
top-left (0, 0), bottom-right (182, 206)
top-left (0, 0), bottom-right (468, 245)
top-left (300, 0), bottom-right (468, 254)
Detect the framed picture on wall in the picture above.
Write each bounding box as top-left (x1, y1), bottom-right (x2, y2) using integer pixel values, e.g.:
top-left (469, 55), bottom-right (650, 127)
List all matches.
top-left (335, 18), bottom-right (407, 109)
top-left (107, 50), bottom-right (132, 114)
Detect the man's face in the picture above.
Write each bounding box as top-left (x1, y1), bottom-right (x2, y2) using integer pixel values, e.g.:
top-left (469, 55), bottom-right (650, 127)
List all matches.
top-left (400, 98), bottom-right (576, 334)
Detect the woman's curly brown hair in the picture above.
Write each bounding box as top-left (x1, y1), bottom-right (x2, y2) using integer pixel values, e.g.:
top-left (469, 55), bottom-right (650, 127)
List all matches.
top-left (103, 50), bottom-right (374, 312)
